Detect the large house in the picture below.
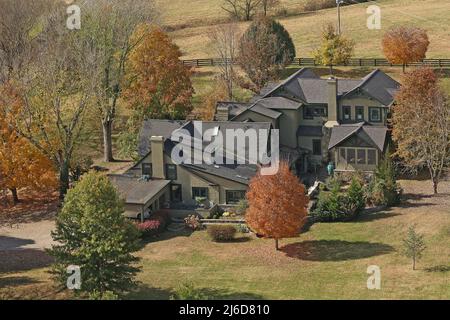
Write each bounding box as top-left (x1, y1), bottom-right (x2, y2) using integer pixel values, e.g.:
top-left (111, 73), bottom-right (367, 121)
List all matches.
top-left (216, 68), bottom-right (399, 174)
top-left (111, 68), bottom-right (400, 218)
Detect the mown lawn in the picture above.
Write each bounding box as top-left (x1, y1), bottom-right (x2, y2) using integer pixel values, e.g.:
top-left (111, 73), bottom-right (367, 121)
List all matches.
top-left (163, 0), bottom-right (450, 59)
top-left (1, 180), bottom-right (449, 299)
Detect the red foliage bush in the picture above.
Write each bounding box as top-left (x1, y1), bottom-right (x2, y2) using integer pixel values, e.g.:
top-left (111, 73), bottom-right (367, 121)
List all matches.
top-left (135, 211), bottom-right (170, 237)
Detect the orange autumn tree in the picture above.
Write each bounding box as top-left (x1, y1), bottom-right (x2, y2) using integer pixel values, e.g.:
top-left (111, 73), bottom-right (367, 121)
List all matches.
top-left (124, 25), bottom-right (194, 122)
top-left (246, 161), bottom-right (309, 251)
top-left (0, 83), bottom-right (58, 204)
top-left (382, 26), bottom-right (429, 73)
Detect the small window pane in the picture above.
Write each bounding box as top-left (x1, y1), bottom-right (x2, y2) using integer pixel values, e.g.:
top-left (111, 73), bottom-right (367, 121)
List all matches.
top-left (226, 190), bottom-right (246, 204)
top-left (313, 139), bottom-right (322, 156)
top-left (343, 106), bottom-right (351, 120)
top-left (339, 148), bottom-right (346, 161)
top-left (368, 149), bottom-right (377, 165)
top-left (166, 164), bottom-right (177, 180)
top-left (304, 107), bottom-right (313, 119)
top-left (369, 108), bottom-right (381, 122)
top-left (357, 149), bottom-right (366, 165)
top-left (356, 106), bottom-right (364, 121)
top-left (347, 149), bottom-right (356, 164)
top-left (192, 187), bottom-right (208, 199)
top-left (142, 163), bottom-right (152, 176)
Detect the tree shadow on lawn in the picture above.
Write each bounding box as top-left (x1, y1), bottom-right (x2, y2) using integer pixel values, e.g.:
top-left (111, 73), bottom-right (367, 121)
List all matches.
top-left (281, 240), bottom-right (394, 262)
top-left (0, 275), bottom-right (41, 287)
top-left (0, 248), bottom-right (54, 273)
top-left (355, 209), bottom-right (402, 223)
top-left (127, 285), bottom-right (264, 300)
top-left (139, 229), bottom-right (194, 246)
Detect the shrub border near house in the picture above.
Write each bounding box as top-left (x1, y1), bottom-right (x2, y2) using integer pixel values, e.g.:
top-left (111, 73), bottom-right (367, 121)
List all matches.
top-left (312, 159), bottom-right (402, 223)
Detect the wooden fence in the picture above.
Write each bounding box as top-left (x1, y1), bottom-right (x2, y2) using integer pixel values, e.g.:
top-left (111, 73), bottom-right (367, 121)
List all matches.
top-left (182, 57), bottom-right (450, 68)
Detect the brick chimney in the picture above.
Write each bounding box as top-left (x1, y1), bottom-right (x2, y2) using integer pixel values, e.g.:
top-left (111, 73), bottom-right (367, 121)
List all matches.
top-left (150, 136), bottom-right (165, 179)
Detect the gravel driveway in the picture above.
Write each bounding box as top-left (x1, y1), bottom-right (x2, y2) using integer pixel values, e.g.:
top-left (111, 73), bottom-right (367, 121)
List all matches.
top-left (0, 219), bottom-right (56, 251)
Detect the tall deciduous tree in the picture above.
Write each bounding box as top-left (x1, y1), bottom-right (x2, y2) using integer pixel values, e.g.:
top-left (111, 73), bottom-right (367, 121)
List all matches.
top-left (237, 16), bottom-right (295, 92)
top-left (392, 68), bottom-right (450, 194)
top-left (314, 23), bottom-right (354, 75)
top-left (2, 6), bottom-right (98, 198)
top-left (222, 0), bottom-right (262, 21)
top-left (0, 84), bottom-right (58, 204)
top-left (382, 26), bottom-right (429, 73)
top-left (246, 161), bottom-right (309, 250)
top-left (209, 23), bottom-right (240, 100)
top-left (80, 0), bottom-right (156, 162)
top-left (124, 25), bottom-right (194, 122)
top-left (48, 172), bottom-right (141, 298)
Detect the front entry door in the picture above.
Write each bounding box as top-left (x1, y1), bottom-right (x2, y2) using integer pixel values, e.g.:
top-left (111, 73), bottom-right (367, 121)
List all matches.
top-left (170, 184), bottom-right (182, 203)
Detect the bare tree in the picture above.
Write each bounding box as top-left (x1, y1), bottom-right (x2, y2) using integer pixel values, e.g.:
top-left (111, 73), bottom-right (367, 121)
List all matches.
top-left (261, 0), bottom-right (280, 16)
top-left (209, 23), bottom-right (240, 100)
top-left (222, 0), bottom-right (262, 21)
top-left (0, 0), bottom-right (49, 83)
top-left (80, 0), bottom-right (157, 162)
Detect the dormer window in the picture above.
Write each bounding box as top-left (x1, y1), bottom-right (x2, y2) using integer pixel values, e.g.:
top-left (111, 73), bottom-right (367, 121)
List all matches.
top-left (369, 107), bottom-right (382, 122)
top-left (356, 106), bottom-right (364, 121)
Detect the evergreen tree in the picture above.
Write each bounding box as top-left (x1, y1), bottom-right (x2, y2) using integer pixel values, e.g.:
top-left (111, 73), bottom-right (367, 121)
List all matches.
top-left (48, 172), bottom-right (141, 298)
top-left (402, 225), bottom-right (426, 270)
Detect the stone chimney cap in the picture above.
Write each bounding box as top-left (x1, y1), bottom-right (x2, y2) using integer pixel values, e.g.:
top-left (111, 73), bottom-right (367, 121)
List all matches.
top-left (150, 136), bottom-right (164, 142)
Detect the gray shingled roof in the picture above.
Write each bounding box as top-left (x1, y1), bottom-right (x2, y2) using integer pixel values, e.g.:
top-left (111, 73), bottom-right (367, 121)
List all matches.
top-left (183, 163), bottom-right (258, 185)
top-left (256, 97), bottom-right (302, 110)
top-left (138, 120), bottom-right (185, 157)
top-left (136, 120), bottom-right (272, 185)
top-left (348, 69), bottom-right (400, 105)
top-left (109, 175), bottom-right (170, 205)
top-left (259, 68), bottom-right (399, 106)
top-left (246, 103), bottom-right (282, 119)
top-left (215, 101), bottom-right (251, 120)
top-left (328, 123), bottom-right (388, 150)
top-left (263, 68), bottom-right (320, 99)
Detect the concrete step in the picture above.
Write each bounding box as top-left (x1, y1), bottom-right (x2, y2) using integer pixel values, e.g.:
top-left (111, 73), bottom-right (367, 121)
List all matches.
top-left (167, 222), bottom-right (186, 232)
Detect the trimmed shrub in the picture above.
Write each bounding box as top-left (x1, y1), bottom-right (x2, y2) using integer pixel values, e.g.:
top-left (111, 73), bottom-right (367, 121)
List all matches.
top-left (136, 211), bottom-right (169, 237)
top-left (312, 177), bottom-right (365, 222)
top-left (136, 220), bottom-right (161, 237)
top-left (347, 177), bottom-right (365, 213)
top-left (184, 215), bottom-right (203, 231)
top-left (325, 176), bottom-right (342, 192)
top-left (365, 157), bottom-right (402, 206)
top-left (237, 224), bottom-right (250, 234)
top-left (207, 224), bottom-right (237, 242)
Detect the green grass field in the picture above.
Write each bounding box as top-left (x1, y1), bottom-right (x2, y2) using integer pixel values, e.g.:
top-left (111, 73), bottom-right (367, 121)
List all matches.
top-left (161, 0), bottom-right (450, 59)
top-left (1, 180), bottom-right (449, 300)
